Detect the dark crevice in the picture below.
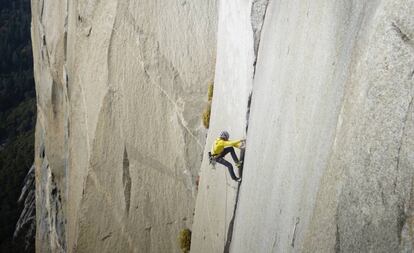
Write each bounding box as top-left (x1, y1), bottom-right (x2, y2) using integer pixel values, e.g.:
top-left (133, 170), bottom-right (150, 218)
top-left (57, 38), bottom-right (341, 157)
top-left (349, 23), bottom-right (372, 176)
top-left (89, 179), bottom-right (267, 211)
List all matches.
top-left (248, 0), bottom-right (270, 133)
top-left (335, 223), bottom-right (341, 253)
top-left (122, 147), bottom-right (132, 215)
top-left (394, 93), bottom-right (413, 189)
top-left (397, 203), bottom-right (407, 244)
top-left (101, 232), bottom-right (112, 242)
top-left (40, 0), bottom-right (45, 20)
top-left (223, 183), bottom-right (242, 253)
top-left (245, 92), bottom-right (253, 133)
top-left (392, 21), bottom-right (414, 49)
top-left (251, 0), bottom-right (270, 74)
top-left (39, 143), bottom-right (45, 158)
top-left (392, 22), bottom-right (411, 42)
top-left (393, 47), bottom-right (414, 191)
top-left (334, 205), bottom-right (341, 253)
top-left (49, 173), bottom-right (66, 251)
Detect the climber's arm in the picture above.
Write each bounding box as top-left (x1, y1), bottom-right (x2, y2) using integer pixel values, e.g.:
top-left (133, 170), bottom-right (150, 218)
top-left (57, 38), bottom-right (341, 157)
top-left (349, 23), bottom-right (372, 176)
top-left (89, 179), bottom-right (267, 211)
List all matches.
top-left (222, 139), bottom-right (242, 148)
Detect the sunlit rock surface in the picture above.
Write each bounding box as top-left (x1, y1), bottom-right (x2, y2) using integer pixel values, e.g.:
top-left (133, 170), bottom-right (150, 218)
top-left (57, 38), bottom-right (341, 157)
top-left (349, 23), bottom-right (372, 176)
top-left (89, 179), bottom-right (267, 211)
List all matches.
top-left (192, 0), bottom-right (414, 253)
top-left (32, 0), bottom-right (414, 252)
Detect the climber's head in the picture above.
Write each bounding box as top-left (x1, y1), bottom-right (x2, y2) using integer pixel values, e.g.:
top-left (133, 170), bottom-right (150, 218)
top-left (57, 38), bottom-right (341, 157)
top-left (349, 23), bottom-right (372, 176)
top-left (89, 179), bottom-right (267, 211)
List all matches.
top-left (219, 131), bottom-right (229, 140)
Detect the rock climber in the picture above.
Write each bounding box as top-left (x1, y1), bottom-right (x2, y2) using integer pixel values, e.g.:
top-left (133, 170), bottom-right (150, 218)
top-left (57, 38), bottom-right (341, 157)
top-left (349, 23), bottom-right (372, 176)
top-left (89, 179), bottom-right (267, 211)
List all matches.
top-left (209, 131), bottom-right (244, 182)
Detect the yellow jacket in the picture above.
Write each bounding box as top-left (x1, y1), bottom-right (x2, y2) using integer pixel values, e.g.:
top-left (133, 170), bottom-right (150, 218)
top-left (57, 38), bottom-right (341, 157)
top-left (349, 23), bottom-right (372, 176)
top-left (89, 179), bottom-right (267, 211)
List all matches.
top-left (211, 138), bottom-right (242, 156)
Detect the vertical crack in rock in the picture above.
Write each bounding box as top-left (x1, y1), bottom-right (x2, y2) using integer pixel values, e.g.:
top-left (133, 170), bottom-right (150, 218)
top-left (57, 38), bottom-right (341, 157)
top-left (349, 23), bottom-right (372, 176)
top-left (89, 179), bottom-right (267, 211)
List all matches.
top-left (251, 0), bottom-right (270, 72)
top-left (62, 1), bottom-right (70, 250)
top-left (397, 95), bottom-right (414, 170)
top-left (144, 226), bottom-right (152, 253)
top-left (122, 147), bottom-right (132, 215)
top-left (63, 0), bottom-right (68, 62)
top-left (334, 203), bottom-right (342, 253)
top-left (40, 0), bottom-right (45, 20)
top-left (397, 203), bottom-right (407, 244)
top-left (291, 217), bottom-right (300, 248)
top-left (38, 157), bottom-right (66, 253)
top-left (245, 92), bottom-right (253, 133)
top-left (50, 173), bottom-right (66, 252)
top-left (394, 74), bottom-right (414, 193)
top-left (397, 82), bottom-right (414, 250)
top-left (106, 5), bottom-right (117, 86)
top-left (223, 183), bottom-right (242, 253)
top-left (247, 0), bottom-right (270, 130)
top-left (335, 223), bottom-right (341, 253)
top-left (399, 171), bottom-right (414, 252)
top-left (271, 233), bottom-right (278, 250)
top-left (223, 2), bottom-right (270, 252)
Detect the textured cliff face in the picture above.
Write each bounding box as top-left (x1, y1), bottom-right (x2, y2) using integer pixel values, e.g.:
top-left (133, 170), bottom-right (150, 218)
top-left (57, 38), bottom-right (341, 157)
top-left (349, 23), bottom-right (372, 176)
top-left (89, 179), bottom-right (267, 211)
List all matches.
top-left (31, 0), bottom-right (217, 252)
top-left (193, 0), bottom-right (414, 252)
top-left (191, 0), bottom-right (256, 251)
top-left (33, 0), bottom-right (414, 252)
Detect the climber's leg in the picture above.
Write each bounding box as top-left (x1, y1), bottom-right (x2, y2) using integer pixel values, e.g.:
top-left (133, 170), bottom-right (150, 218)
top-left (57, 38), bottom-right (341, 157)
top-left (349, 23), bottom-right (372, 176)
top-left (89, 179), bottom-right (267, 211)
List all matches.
top-left (216, 157), bottom-right (238, 181)
top-left (220, 147), bottom-right (239, 163)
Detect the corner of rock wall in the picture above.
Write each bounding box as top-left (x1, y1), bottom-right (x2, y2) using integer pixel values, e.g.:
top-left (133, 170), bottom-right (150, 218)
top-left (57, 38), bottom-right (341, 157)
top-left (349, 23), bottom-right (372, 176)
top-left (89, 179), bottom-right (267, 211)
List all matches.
top-left (191, 0), bottom-right (269, 251)
top-left (31, 0), bottom-right (71, 251)
top-left (33, 0), bottom-right (218, 252)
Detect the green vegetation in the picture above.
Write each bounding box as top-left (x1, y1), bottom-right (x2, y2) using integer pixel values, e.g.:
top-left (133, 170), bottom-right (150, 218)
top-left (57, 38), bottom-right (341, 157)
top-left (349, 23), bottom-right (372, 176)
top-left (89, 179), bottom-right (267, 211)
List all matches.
top-left (0, 0), bottom-right (36, 252)
top-left (203, 102), bottom-right (212, 129)
top-left (178, 228), bottom-right (192, 253)
top-left (207, 82), bottom-right (214, 101)
top-left (202, 82), bottom-right (214, 129)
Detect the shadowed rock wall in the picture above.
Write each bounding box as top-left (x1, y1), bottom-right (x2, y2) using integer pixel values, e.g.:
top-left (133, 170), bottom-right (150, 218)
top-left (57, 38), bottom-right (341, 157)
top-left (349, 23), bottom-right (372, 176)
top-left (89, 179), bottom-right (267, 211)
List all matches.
top-left (31, 0), bottom-right (217, 252)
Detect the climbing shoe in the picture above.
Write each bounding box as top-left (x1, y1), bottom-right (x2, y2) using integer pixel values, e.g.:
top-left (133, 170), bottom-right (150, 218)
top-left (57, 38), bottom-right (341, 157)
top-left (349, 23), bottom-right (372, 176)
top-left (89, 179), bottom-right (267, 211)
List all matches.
top-left (236, 178), bottom-right (242, 183)
top-left (235, 161), bottom-right (243, 168)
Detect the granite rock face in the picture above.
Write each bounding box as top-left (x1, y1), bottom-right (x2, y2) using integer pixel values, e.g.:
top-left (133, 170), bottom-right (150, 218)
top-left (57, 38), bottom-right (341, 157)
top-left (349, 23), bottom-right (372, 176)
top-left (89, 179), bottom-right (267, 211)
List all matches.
top-left (33, 0), bottom-right (414, 252)
top-left (31, 0), bottom-right (217, 252)
top-left (192, 0), bottom-right (414, 252)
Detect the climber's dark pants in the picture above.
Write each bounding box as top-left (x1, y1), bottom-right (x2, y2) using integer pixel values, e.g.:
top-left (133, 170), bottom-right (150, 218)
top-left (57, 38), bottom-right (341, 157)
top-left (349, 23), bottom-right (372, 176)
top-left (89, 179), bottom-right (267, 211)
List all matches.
top-left (215, 147), bottom-right (239, 181)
